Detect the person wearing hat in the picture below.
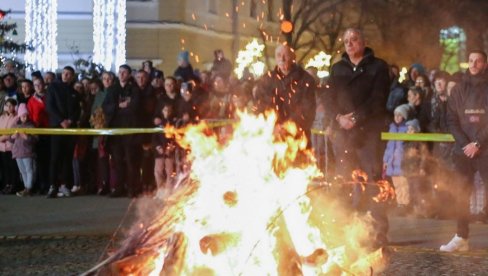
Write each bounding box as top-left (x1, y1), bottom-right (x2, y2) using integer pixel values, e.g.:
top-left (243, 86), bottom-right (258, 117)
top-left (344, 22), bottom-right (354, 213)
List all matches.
top-left (11, 103), bottom-right (38, 197)
top-left (383, 104), bottom-right (412, 214)
top-left (174, 51), bottom-right (197, 82)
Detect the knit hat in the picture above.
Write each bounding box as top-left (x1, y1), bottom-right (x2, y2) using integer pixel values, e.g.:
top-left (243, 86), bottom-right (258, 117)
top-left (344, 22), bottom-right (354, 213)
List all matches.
top-left (178, 51), bottom-right (190, 63)
top-left (405, 119), bottom-right (421, 133)
top-left (394, 104), bottom-right (412, 120)
top-left (17, 103), bottom-right (29, 117)
top-left (410, 63), bottom-right (425, 75)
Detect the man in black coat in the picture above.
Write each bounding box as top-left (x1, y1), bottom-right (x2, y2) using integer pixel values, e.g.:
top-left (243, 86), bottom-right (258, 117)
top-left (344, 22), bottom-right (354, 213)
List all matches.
top-left (327, 28), bottom-right (390, 250)
top-left (103, 64), bottom-right (141, 197)
top-left (46, 66), bottom-right (81, 198)
top-left (441, 50), bottom-right (488, 252)
top-left (256, 44), bottom-right (316, 145)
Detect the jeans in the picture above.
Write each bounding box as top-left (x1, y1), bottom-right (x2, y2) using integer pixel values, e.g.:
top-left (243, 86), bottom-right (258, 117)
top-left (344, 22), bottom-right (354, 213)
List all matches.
top-left (16, 157), bottom-right (36, 190)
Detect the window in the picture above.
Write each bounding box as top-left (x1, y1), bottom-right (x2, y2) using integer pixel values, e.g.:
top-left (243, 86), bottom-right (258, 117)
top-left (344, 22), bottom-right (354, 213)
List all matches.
top-left (208, 0), bottom-right (217, 14)
top-left (250, 0), bottom-right (257, 18)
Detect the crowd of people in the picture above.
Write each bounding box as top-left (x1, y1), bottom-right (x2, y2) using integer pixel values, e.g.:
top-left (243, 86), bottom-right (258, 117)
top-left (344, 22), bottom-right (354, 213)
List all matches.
top-left (0, 28), bottom-right (487, 254)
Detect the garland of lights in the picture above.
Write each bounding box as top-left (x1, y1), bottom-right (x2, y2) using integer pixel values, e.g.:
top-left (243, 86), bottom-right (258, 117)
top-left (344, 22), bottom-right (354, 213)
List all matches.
top-left (24, 0), bottom-right (58, 72)
top-left (93, 0), bottom-right (126, 71)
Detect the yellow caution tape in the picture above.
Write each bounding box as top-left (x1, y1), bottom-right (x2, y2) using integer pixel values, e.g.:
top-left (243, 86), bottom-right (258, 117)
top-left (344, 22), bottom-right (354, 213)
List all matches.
top-left (0, 119), bottom-right (456, 143)
top-left (381, 132), bottom-right (455, 142)
top-left (0, 120), bottom-right (237, 136)
top-left (0, 128), bottom-right (165, 136)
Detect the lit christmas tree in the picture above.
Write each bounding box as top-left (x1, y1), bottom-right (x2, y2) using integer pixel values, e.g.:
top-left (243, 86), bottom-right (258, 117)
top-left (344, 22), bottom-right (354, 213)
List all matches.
top-left (0, 9), bottom-right (31, 73)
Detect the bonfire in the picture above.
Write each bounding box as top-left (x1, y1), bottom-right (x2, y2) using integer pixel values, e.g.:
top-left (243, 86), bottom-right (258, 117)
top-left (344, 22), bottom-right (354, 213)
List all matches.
top-left (84, 112), bottom-right (393, 276)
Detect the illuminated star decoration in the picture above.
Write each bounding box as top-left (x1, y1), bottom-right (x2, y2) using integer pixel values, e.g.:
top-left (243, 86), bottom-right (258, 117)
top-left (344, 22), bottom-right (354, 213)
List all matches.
top-left (234, 38), bottom-right (266, 79)
top-left (305, 51), bottom-right (332, 78)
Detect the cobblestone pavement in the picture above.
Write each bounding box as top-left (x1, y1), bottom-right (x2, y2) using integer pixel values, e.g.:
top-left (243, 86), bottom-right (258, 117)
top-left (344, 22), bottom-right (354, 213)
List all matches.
top-left (0, 235), bottom-right (110, 276)
top-left (2, 235), bottom-right (488, 275)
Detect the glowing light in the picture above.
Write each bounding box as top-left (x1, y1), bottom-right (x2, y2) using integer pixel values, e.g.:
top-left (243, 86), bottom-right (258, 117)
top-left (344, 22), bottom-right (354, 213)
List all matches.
top-left (24, 0), bottom-right (58, 72)
top-left (281, 20), bottom-right (293, 33)
top-left (305, 51), bottom-right (332, 78)
top-left (93, 0), bottom-right (126, 71)
top-left (234, 39), bottom-right (266, 79)
top-left (398, 67), bottom-right (408, 83)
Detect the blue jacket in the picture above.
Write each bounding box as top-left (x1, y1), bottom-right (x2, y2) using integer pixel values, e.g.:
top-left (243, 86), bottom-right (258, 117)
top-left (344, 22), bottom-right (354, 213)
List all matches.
top-left (383, 121), bottom-right (408, 176)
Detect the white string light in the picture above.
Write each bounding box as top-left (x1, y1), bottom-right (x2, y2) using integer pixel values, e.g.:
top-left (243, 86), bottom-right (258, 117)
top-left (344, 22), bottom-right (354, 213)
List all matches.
top-left (115, 0), bottom-right (126, 69)
top-left (93, 0), bottom-right (126, 71)
top-left (24, 0), bottom-right (58, 72)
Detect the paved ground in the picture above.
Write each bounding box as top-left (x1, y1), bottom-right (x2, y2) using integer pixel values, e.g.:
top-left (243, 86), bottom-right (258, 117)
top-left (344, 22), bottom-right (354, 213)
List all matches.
top-left (1, 195), bottom-right (488, 275)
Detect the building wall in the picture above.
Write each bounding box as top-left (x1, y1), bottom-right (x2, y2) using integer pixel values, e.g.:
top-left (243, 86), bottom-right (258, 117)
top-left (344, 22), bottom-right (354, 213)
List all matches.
top-left (126, 0), bottom-right (281, 75)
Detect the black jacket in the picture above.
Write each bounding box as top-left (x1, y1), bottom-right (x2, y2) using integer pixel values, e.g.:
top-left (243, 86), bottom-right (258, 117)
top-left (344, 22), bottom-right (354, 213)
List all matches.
top-left (327, 47), bottom-right (390, 135)
top-left (447, 72), bottom-right (488, 156)
top-left (103, 80), bottom-right (141, 129)
top-left (46, 81), bottom-right (81, 128)
top-left (257, 64), bottom-right (316, 132)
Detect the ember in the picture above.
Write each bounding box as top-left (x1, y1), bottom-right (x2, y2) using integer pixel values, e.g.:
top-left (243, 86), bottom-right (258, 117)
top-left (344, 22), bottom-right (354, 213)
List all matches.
top-left (86, 112), bottom-right (389, 275)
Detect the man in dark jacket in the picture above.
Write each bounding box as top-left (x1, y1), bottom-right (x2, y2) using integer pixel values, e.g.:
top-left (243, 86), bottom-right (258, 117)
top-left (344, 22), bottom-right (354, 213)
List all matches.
top-left (210, 49), bottom-right (233, 80)
top-left (46, 66), bottom-right (81, 198)
top-left (327, 28), bottom-right (390, 250)
top-left (103, 64), bottom-right (141, 197)
top-left (441, 50), bottom-right (488, 252)
top-left (256, 44), bottom-right (316, 145)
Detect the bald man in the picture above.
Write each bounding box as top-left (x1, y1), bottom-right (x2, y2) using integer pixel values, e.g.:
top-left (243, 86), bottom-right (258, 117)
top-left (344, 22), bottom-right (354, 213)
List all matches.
top-left (256, 44), bottom-right (316, 145)
top-left (327, 28), bottom-right (390, 251)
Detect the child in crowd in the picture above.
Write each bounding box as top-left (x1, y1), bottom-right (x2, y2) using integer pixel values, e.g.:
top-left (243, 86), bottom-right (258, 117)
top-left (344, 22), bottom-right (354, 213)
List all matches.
top-left (153, 103), bottom-right (177, 198)
top-left (0, 98), bottom-right (20, 194)
top-left (383, 104), bottom-right (412, 214)
top-left (11, 104), bottom-right (38, 197)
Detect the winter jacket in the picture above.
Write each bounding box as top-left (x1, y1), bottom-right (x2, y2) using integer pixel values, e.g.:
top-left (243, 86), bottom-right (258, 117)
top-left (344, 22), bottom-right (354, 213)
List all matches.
top-left (327, 47), bottom-right (390, 143)
top-left (103, 80), bottom-right (140, 145)
top-left (11, 121), bottom-right (37, 159)
top-left (383, 122), bottom-right (408, 176)
top-left (27, 92), bottom-right (49, 127)
top-left (211, 58), bottom-right (233, 79)
top-left (386, 79), bottom-right (407, 113)
top-left (46, 81), bottom-right (81, 128)
top-left (174, 64), bottom-right (197, 82)
top-left (0, 113), bottom-right (17, 152)
top-left (256, 64), bottom-right (316, 132)
top-left (447, 72), bottom-right (488, 156)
